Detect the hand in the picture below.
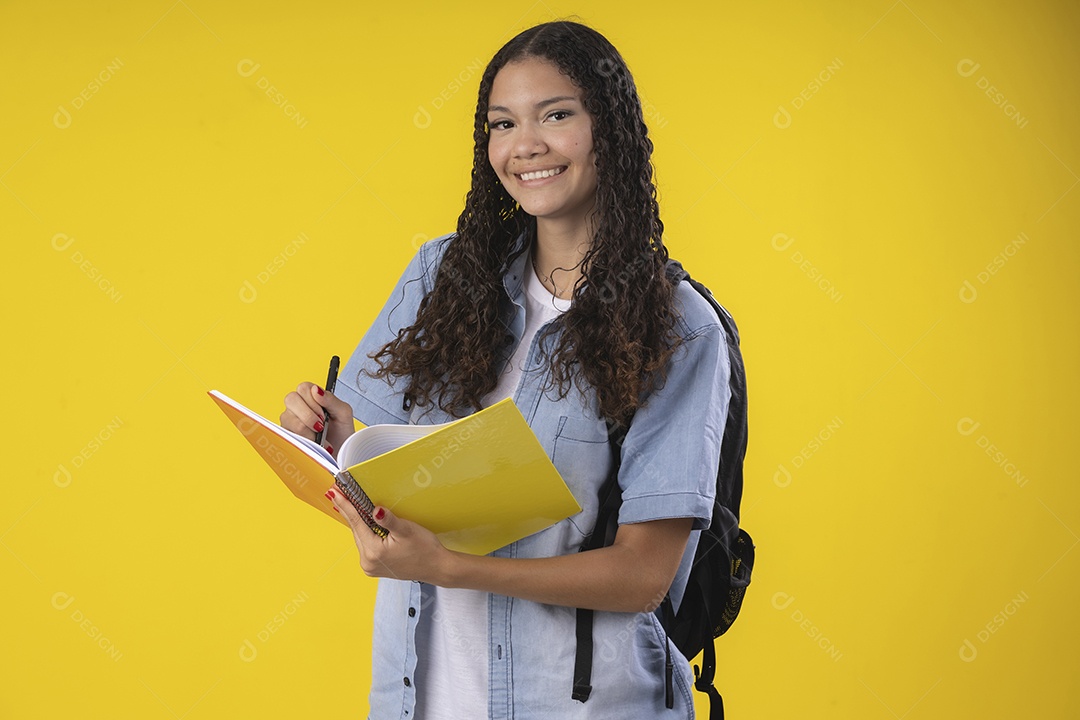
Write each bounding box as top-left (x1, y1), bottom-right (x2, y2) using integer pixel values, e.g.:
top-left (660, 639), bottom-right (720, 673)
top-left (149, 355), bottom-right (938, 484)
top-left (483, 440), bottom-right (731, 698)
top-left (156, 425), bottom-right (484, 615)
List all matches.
top-left (281, 381), bottom-right (354, 453)
top-left (326, 489), bottom-right (453, 584)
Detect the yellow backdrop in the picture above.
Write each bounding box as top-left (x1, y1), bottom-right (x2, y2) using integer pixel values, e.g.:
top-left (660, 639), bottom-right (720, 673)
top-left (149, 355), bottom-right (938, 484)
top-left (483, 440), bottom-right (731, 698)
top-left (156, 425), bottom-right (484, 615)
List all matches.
top-left (3, 1), bottom-right (1077, 717)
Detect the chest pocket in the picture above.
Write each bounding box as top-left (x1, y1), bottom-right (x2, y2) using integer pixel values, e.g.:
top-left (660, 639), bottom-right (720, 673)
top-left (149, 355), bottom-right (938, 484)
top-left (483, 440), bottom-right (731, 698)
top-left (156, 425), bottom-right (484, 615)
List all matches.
top-left (550, 415), bottom-right (612, 541)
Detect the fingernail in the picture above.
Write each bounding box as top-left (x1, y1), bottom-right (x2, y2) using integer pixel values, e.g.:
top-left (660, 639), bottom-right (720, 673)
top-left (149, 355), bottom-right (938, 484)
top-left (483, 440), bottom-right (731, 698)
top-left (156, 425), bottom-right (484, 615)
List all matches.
top-left (333, 507), bottom-right (340, 513)
top-left (374, 508), bottom-right (385, 521)
top-left (314, 420), bottom-right (325, 433)
top-left (326, 445), bottom-right (334, 455)
top-left (325, 490), bottom-right (335, 500)
top-left (316, 386), bottom-right (325, 396)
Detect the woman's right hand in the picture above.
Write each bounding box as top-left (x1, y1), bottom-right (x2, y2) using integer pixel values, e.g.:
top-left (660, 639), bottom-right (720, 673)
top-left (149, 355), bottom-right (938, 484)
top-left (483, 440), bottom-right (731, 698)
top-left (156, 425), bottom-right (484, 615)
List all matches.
top-left (281, 382), bottom-right (354, 456)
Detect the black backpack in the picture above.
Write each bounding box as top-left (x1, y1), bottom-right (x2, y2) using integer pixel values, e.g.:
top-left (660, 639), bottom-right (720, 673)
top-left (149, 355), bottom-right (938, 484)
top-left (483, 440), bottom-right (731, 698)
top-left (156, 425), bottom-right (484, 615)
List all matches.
top-left (572, 260), bottom-right (754, 720)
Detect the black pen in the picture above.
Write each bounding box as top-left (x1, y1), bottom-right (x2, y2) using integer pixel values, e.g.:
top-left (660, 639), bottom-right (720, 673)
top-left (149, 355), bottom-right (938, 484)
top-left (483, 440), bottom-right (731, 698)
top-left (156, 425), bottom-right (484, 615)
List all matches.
top-left (315, 355), bottom-right (339, 447)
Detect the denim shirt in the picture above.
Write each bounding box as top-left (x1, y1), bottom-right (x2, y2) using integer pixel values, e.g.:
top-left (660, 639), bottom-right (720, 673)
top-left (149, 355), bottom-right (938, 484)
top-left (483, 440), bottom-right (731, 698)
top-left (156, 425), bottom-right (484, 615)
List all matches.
top-left (334, 233), bottom-right (731, 720)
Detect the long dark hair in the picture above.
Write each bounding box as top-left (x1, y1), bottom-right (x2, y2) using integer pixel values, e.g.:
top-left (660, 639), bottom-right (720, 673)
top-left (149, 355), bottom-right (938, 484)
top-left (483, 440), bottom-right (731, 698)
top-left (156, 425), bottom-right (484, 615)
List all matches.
top-left (369, 20), bottom-right (681, 424)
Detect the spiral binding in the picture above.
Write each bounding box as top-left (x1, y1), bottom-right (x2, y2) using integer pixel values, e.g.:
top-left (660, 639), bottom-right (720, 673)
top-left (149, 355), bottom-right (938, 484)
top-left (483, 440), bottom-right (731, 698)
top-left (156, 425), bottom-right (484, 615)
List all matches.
top-left (334, 470), bottom-right (389, 538)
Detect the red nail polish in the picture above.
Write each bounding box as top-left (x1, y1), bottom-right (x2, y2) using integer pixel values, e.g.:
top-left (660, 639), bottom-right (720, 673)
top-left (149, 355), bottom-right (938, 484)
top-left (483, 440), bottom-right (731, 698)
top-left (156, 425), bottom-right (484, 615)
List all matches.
top-left (316, 386), bottom-right (325, 396)
top-left (328, 489), bottom-right (336, 499)
top-left (326, 445), bottom-right (334, 455)
top-left (333, 507), bottom-right (340, 513)
top-left (324, 490), bottom-right (334, 501)
top-left (314, 420), bottom-right (325, 433)
top-left (374, 508), bottom-right (385, 521)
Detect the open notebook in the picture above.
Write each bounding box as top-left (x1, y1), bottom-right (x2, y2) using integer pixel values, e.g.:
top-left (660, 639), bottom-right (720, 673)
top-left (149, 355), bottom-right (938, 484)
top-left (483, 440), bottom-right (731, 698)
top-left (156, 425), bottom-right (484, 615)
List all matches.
top-left (209, 390), bottom-right (581, 555)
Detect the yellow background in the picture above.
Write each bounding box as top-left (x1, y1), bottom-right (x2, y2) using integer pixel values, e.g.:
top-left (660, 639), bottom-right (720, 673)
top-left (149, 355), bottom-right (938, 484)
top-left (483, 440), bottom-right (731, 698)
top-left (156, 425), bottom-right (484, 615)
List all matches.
top-left (3, 1), bottom-right (1077, 717)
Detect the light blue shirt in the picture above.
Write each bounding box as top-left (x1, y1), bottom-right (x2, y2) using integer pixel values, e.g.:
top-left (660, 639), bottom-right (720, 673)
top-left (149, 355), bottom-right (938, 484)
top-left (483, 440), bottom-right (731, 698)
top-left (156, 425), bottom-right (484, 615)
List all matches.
top-left (335, 232), bottom-right (731, 720)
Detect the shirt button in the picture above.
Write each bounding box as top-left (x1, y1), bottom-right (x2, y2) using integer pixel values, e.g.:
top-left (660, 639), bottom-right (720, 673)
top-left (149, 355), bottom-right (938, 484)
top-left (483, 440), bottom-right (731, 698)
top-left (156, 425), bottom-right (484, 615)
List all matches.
top-left (404, 677), bottom-right (411, 687)
top-left (408, 607), bottom-right (416, 617)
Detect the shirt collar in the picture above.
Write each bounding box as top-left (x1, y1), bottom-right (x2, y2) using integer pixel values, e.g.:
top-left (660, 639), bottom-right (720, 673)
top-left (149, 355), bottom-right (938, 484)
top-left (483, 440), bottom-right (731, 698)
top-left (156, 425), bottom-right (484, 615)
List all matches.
top-left (501, 229), bottom-right (531, 305)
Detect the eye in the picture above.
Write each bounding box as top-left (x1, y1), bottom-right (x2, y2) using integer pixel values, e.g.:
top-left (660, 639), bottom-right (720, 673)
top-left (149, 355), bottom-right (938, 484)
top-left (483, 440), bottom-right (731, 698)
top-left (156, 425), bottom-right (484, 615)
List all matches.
top-left (547, 110), bottom-right (573, 122)
top-left (489, 119), bottom-right (513, 131)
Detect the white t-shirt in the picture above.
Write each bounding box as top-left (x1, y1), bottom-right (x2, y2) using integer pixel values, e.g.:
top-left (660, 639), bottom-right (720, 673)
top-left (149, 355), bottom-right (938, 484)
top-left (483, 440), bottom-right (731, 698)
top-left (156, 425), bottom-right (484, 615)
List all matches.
top-left (413, 256), bottom-right (570, 720)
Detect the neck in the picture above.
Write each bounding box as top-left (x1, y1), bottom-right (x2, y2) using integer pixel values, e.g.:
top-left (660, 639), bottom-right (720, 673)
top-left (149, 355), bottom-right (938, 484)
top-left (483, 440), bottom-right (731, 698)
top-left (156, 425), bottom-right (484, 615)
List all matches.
top-left (532, 217), bottom-right (594, 299)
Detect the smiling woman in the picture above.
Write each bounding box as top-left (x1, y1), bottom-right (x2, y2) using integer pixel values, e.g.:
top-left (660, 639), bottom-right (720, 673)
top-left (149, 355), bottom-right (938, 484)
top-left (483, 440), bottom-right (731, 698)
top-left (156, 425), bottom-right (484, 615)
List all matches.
top-left (486, 58), bottom-right (599, 291)
top-left (278, 19), bottom-right (731, 720)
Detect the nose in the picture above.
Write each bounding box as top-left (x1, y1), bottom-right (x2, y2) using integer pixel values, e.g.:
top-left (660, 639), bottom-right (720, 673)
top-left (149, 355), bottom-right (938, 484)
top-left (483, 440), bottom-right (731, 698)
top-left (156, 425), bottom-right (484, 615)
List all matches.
top-left (512, 121), bottom-right (546, 158)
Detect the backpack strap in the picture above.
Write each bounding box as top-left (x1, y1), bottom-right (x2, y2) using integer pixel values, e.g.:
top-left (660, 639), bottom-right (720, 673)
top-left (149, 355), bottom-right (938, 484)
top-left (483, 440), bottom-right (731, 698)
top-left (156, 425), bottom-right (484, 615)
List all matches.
top-left (572, 417), bottom-right (628, 703)
top-left (660, 597), bottom-right (677, 709)
top-left (695, 634), bottom-right (725, 720)
top-left (571, 607), bottom-right (595, 702)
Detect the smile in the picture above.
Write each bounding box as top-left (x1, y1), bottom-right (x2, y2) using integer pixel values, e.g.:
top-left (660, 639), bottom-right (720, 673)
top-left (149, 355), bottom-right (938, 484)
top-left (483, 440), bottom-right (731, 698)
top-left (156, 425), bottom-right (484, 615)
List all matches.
top-left (517, 166), bottom-right (566, 182)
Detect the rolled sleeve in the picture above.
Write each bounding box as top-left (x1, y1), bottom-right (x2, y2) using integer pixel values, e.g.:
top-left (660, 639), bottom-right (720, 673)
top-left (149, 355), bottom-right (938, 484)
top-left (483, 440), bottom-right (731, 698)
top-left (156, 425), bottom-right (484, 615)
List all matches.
top-left (617, 291), bottom-right (731, 530)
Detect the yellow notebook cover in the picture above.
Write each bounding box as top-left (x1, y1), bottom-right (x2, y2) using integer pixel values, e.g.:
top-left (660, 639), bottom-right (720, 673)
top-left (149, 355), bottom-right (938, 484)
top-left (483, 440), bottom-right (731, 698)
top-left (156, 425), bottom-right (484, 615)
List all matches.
top-left (208, 391), bottom-right (581, 555)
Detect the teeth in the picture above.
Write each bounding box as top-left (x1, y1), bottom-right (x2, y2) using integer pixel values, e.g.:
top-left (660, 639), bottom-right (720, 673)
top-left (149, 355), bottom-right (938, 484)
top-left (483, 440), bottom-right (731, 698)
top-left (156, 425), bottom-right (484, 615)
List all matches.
top-left (519, 167), bottom-right (565, 181)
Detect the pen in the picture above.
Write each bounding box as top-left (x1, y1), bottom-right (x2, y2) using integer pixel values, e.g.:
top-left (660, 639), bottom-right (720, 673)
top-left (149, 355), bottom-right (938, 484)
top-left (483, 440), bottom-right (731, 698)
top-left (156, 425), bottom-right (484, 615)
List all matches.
top-left (315, 355), bottom-right (339, 447)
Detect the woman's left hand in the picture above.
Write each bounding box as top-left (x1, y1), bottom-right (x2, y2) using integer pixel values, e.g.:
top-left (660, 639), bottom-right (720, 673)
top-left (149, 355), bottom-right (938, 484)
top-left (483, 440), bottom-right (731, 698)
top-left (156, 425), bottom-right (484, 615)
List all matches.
top-left (326, 489), bottom-right (453, 584)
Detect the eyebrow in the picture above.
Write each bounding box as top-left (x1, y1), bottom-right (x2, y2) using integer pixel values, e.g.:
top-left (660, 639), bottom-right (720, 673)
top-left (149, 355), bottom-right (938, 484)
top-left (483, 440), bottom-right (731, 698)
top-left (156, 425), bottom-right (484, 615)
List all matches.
top-left (487, 95), bottom-right (579, 114)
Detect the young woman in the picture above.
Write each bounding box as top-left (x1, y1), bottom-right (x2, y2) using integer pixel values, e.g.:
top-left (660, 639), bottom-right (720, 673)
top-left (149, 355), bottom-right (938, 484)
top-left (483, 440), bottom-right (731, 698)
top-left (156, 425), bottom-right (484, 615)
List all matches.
top-left (281, 20), bottom-right (730, 719)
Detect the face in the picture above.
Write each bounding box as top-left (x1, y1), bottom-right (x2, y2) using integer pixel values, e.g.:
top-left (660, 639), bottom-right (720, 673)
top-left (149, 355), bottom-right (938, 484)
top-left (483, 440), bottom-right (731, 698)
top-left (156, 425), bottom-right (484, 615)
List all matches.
top-left (486, 57), bottom-right (598, 230)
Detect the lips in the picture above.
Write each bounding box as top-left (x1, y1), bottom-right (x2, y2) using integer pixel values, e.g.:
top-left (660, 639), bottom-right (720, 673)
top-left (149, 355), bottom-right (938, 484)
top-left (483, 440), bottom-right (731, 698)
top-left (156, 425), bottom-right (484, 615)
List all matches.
top-left (516, 166), bottom-right (566, 182)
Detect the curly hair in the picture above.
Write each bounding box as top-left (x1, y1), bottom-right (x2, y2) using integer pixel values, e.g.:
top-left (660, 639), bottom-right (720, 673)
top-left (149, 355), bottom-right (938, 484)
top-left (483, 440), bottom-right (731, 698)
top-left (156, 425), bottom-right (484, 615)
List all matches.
top-left (368, 20), bottom-right (681, 424)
